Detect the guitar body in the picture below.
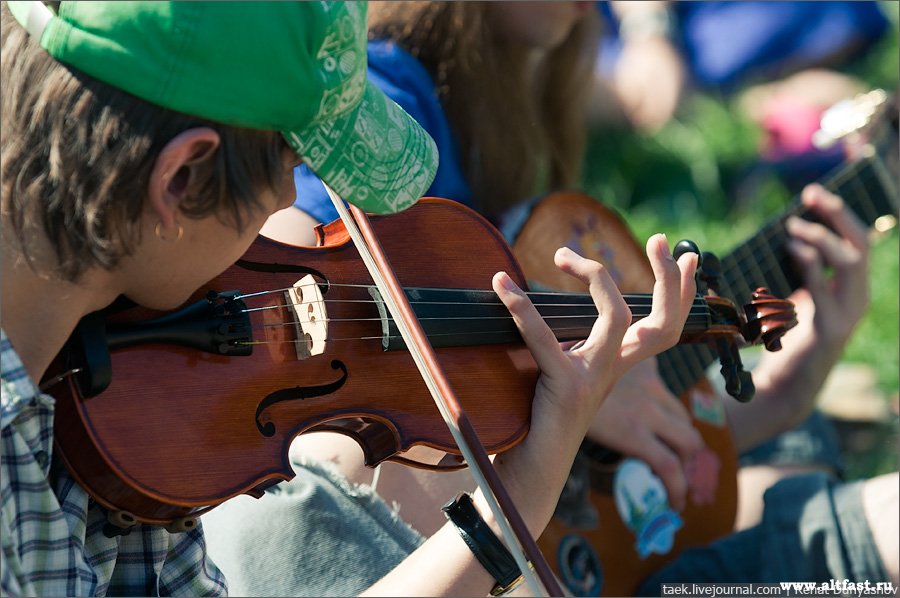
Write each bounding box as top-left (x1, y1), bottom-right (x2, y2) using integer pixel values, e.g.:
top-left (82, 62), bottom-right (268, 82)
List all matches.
top-left (513, 191), bottom-right (738, 596)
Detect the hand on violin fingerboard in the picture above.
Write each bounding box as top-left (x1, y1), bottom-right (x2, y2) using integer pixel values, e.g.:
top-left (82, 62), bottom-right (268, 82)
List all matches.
top-left (477, 233), bottom-right (698, 537)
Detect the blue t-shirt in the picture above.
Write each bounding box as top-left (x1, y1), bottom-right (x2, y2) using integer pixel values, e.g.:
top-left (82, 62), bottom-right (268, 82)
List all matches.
top-left (294, 40), bottom-right (473, 225)
top-left (597, 1), bottom-right (889, 91)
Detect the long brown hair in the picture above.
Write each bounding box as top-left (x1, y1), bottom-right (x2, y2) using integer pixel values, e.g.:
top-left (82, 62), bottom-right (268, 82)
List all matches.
top-left (369, 2), bottom-right (600, 218)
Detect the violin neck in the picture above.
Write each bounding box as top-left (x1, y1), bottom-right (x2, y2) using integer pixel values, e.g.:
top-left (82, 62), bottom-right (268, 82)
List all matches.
top-left (376, 288), bottom-right (710, 351)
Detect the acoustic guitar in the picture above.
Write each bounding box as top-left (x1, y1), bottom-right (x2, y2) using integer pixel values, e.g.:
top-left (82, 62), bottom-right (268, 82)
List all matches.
top-left (517, 90), bottom-right (898, 596)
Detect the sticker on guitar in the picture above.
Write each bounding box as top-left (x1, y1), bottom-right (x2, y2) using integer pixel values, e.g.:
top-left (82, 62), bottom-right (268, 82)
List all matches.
top-left (613, 459), bottom-right (683, 559)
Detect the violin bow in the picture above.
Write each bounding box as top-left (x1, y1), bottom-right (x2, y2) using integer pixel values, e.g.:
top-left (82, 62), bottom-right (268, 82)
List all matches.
top-left (325, 185), bottom-right (560, 597)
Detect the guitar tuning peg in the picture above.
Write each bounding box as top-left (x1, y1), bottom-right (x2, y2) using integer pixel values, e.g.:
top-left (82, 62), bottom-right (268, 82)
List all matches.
top-left (699, 252), bottom-right (722, 295)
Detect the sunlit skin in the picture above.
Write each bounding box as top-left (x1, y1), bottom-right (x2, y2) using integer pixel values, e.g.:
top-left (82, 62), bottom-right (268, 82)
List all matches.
top-left (118, 131), bottom-right (300, 311)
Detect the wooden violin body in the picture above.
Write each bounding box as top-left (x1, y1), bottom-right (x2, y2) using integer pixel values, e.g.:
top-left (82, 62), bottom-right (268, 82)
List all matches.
top-left (46, 198), bottom-right (787, 529)
top-left (49, 199), bottom-right (539, 525)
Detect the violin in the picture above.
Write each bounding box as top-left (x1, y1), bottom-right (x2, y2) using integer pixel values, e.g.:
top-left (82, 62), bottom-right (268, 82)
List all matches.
top-left (43, 198), bottom-right (792, 531)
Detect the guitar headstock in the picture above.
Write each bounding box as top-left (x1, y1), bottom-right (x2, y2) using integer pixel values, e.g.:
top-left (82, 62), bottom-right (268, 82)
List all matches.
top-left (812, 89), bottom-right (892, 150)
top-left (813, 89), bottom-right (898, 233)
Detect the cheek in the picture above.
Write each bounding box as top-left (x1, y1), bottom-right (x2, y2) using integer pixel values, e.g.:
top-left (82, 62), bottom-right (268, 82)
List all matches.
top-left (271, 168), bottom-right (300, 213)
top-left (192, 223), bottom-right (254, 280)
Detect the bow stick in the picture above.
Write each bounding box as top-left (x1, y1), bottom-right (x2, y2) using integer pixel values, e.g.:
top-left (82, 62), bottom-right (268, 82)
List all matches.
top-left (326, 185), bottom-right (560, 597)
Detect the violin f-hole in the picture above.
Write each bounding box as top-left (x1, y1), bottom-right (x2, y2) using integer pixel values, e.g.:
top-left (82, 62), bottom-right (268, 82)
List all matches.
top-left (254, 360), bottom-right (349, 437)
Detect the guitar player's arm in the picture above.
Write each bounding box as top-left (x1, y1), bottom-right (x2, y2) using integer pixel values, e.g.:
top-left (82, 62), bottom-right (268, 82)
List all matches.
top-left (723, 184), bottom-right (870, 453)
top-left (261, 205), bottom-right (319, 246)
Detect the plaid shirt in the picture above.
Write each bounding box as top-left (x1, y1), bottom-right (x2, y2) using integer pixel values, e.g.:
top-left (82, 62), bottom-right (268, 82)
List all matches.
top-left (1, 330), bottom-right (227, 596)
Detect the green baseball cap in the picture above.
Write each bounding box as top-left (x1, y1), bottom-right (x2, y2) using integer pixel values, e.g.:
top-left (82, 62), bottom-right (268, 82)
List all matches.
top-left (7, 0), bottom-right (437, 214)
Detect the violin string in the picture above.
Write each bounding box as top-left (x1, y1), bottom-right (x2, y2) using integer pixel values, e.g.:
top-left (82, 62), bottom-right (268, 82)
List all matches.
top-left (244, 307), bottom-right (709, 334)
top-left (234, 321), bottom-right (646, 345)
top-left (238, 293), bottom-right (705, 313)
top-left (251, 307), bottom-right (708, 327)
top-left (240, 298), bottom-right (669, 314)
top-left (235, 282), bottom-right (675, 300)
top-left (255, 309), bottom-right (708, 326)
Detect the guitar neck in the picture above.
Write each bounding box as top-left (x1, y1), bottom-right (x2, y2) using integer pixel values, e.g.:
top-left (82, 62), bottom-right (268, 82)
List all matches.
top-left (719, 155), bottom-right (897, 303)
top-left (658, 149), bottom-right (898, 397)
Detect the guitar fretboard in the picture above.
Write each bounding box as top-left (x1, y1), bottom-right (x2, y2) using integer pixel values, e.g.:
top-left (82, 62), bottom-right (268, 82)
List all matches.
top-left (658, 150), bottom-right (898, 397)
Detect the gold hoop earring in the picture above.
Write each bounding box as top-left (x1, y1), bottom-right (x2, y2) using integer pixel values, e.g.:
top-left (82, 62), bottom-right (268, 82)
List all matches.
top-left (155, 222), bottom-right (184, 243)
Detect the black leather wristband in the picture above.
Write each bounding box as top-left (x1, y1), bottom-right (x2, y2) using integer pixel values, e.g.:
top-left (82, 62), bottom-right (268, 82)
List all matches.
top-left (441, 492), bottom-right (521, 589)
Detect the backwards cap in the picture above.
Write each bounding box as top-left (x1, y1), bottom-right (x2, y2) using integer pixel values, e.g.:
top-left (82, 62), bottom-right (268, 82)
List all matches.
top-left (7, 0), bottom-right (437, 214)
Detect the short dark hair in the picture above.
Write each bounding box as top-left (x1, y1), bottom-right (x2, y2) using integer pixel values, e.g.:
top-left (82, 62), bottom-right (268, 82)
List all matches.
top-left (1, 3), bottom-right (289, 282)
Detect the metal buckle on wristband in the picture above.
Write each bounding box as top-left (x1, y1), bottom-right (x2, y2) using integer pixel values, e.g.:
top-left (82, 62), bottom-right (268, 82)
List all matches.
top-left (441, 492), bottom-right (524, 593)
top-left (489, 562), bottom-right (535, 596)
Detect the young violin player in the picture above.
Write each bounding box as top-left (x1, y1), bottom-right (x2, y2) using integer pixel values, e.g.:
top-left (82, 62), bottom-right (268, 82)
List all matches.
top-left (0, 1), bottom-right (699, 596)
top-left (211, 1), bottom-right (899, 596)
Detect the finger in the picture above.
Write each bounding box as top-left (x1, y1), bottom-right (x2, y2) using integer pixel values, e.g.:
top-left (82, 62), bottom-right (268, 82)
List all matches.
top-left (645, 399), bottom-right (705, 463)
top-left (648, 234), bottom-right (698, 339)
top-left (801, 184), bottom-right (869, 252)
top-left (785, 214), bottom-right (868, 305)
top-left (620, 234), bottom-right (698, 365)
top-left (786, 238), bottom-right (828, 304)
top-left (785, 215), bottom-right (865, 274)
top-left (553, 247), bottom-right (631, 365)
top-left (492, 271), bottom-right (569, 379)
top-left (639, 436), bottom-right (689, 512)
top-left (650, 382), bottom-right (701, 430)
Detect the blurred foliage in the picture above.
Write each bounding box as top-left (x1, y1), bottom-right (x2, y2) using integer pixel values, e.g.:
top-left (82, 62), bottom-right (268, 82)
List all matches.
top-left (580, 1), bottom-right (899, 478)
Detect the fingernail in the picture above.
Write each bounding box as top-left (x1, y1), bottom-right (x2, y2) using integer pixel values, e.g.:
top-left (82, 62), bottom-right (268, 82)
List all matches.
top-left (657, 233), bottom-right (675, 261)
top-left (496, 271), bottom-right (518, 292)
top-left (802, 183), bottom-right (824, 202)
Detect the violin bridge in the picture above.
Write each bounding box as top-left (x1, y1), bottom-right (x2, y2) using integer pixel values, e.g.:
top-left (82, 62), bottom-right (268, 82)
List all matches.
top-left (285, 274), bottom-right (327, 360)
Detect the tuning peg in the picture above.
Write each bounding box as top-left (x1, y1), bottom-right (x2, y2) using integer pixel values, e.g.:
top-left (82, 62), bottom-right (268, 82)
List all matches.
top-left (715, 338), bottom-right (755, 403)
top-left (673, 239), bottom-right (700, 262)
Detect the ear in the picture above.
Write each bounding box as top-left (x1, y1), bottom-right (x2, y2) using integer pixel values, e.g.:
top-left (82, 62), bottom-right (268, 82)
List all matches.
top-left (146, 127), bottom-right (221, 230)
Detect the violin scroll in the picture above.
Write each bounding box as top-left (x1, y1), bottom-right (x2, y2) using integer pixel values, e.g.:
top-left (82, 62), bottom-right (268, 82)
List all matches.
top-left (675, 241), bottom-right (796, 402)
top-left (741, 287), bottom-right (798, 351)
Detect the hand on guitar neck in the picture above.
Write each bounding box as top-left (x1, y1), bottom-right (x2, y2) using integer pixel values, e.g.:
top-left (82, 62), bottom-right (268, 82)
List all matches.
top-left (724, 183), bottom-right (871, 453)
top-left (583, 183), bottom-right (873, 517)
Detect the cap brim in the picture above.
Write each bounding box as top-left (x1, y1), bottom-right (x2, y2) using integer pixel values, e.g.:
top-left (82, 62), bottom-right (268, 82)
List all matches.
top-left (283, 80), bottom-right (438, 215)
